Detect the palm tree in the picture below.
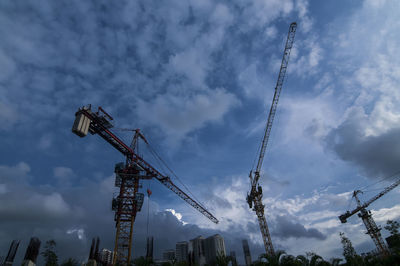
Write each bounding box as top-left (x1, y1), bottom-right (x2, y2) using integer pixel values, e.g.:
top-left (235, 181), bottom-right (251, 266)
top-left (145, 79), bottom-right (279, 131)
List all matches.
top-left (279, 254), bottom-right (302, 265)
top-left (295, 255), bottom-right (309, 266)
top-left (259, 250), bottom-right (286, 266)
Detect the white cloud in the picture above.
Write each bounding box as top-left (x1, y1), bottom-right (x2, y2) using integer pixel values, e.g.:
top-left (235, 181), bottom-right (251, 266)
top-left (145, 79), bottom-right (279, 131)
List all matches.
top-left (0, 184), bottom-right (7, 194)
top-left (281, 91), bottom-right (339, 143)
top-left (312, 218), bottom-right (341, 230)
top-left (0, 102), bottom-right (18, 131)
top-left (371, 204), bottom-right (400, 223)
top-left (37, 193), bottom-right (71, 215)
top-left (239, 63), bottom-right (275, 101)
top-left (289, 38), bottom-right (323, 77)
top-left (241, 0), bottom-right (294, 28)
top-left (0, 48), bottom-right (16, 81)
top-left (365, 0), bottom-right (388, 8)
top-left (53, 166), bottom-right (76, 187)
top-left (165, 208), bottom-right (187, 225)
top-left (54, 167), bottom-right (75, 179)
top-left (265, 26), bottom-right (278, 39)
top-left (38, 134), bottom-right (53, 150)
top-left (319, 0), bottom-right (400, 177)
top-left (302, 210), bottom-right (339, 223)
top-left (210, 4), bottom-right (234, 26)
top-left (137, 88), bottom-right (240, 143)
top-left (66, 228), bottom-right (86, 240)
top-left (169, 47), bottom-right (210, 89)
top-left (0, 162), bottom-right (31, 184)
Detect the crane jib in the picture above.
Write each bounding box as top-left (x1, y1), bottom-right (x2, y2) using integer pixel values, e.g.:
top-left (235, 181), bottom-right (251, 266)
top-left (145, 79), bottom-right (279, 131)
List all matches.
top-left (253, 22), bottom-right (297, 182)
top-left (74, 106), bottom-right (219, 224)
top-left (247, 22), bottom-right (297, 257)
top-left (338, 176), bottom-right (400, 223)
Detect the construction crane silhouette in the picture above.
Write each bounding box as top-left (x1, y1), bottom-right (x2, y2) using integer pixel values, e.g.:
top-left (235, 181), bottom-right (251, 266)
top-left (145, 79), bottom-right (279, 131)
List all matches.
top-left (339, 177), bottom-right (400, 256)
top-left (246, 22), bottom-right (297, 256)
top-left (72, 105), bottom-right (218, 265)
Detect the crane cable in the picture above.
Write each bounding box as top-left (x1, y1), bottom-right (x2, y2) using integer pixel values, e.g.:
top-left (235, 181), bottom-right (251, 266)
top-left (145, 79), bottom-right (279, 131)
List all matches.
top-left (146, 181), bottom-right (151, 238)
top-left (114, 127), bottom-right (209, 211)
top-left (144, 137), bottom-right (208, 210)
top-left (346, 169), bottom-right (400, 211)
top-left (250, 64), bottom-right (290, 180)
top-left (358, 170), bottom-right (400, 192)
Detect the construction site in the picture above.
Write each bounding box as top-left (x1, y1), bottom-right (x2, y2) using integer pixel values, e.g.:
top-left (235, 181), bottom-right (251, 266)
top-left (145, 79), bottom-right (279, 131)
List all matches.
top-left (1, 1), bottom-right (400, 266)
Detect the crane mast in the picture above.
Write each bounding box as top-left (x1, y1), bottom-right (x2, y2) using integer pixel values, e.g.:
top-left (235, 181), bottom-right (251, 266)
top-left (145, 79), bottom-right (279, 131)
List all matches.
top-left (338, 177), bottom-right (400, 256)
top-left (72, 105), bottom-right (218, 265)
top-left (247, 22), bottom-right (297, 256)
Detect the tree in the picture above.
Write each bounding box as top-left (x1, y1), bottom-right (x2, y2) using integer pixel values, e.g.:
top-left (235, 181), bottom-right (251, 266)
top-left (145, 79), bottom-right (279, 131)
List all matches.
top-left (384, 219), bottom-right (400, 254)
top-left (41, 240), bottom-right (58, 266)
top-left (61, 258), bottom-right (79, 266)
top-left (175, 261), bottom-right (189, 266)
top-left (132, 256), bottom-right (153, 266)
top-left (339, 232), bottom-right (363, 266)
top-left (259, 250), bottom-right (286, 266)
top-left (339, 232), bottom-right (356, 260)
top-left (295, 255), bottom-right (309, 266)
top-left (216, 252), bottom-right (230, 266)
top-left (384, 220), bottom-right (400, 236)
top-left (279, 254), bottom-right (301, 265)
top-left (329, 258), bottom-right (342, 266)
top-left (308, 253), bottom-right (325, 266)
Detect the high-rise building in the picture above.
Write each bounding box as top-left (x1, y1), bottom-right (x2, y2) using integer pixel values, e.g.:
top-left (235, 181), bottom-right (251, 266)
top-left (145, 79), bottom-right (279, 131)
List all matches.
top-left (176, 241), bottom-right (188, 262)
top-left (22, 237), bottom-right (41, 266)
top-left (204, 234), bottom-right (226, 265)
top-left (242, 240), bottom-right (252, 266)
top-left (4, 240), bottom-right (20, 266)
top-left (146, 236), bottom-right (154, 260)
top-left (100, 249), bottom-right (114, 266)
top-left (163, 249), bottom-right (175, 261)
top-left (189, 236), bottom-right (206, 266)
top-left (230, 251), bottom-right (237, 266)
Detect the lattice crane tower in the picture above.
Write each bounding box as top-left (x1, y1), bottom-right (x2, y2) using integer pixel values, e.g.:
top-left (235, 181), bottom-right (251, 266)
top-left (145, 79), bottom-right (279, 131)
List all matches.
top-left (72, 106), bottom-right (218, 265)
top-left (246, 22), bottom-right (297, 256)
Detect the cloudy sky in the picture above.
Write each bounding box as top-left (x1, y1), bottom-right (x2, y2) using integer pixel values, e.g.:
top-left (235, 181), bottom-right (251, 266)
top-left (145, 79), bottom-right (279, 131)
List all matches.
top-left (1, 0), bottom-right (400, 264)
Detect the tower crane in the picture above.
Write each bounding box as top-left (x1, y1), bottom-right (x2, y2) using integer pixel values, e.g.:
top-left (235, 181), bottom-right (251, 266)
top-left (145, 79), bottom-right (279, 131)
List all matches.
top-left (338, 177), bottom-right (400, 256)
top-left (72, 105), bottom-right (218, 265)
top-left (246, 22), bottom-right (297, 256)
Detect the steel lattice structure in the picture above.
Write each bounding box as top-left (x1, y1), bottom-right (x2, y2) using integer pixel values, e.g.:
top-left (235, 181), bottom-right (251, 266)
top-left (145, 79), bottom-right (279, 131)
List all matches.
top-left (72, 106), bottom-right (218, 265)
top-left (339, 177), bottom-right (400, 256)
top-left (246, 22), bottom-right (297, 256)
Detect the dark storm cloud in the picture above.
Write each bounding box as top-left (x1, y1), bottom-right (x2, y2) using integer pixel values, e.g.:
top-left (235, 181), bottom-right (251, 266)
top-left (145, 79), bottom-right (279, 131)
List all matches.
top-left (325, 108), bottom-right (400, 178)
top-left (273, 215), bottom-right (326, 240)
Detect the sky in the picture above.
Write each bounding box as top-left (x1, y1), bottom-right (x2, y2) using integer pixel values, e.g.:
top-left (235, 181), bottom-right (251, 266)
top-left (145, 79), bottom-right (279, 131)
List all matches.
top-left (1, 0), bottom-right (400, 264)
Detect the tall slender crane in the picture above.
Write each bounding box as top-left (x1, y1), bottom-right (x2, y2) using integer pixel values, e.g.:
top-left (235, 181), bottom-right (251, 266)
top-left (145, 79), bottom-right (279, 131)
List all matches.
top-left (338, 177), bottom-right (400, 256)
top-left (72, 105), bottom-right (218, 265)
top-left (246, 22), bottom-right (297, 256)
